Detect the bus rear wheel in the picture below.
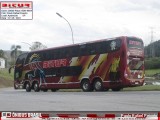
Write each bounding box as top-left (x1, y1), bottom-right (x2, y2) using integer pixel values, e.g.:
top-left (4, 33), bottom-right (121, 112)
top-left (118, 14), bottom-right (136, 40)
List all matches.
top-left (112, 88), bottom-right (122, 91)
top-left (51, 89), bottom-right (57, 92)
top-left (34, 82), bottom-right (40, 92)
top-left (26, 82), bottom-right (31, 92)
top-left (42, 89), bottom-right (48, 92)
top-left (94, 79), bottom-right (103, 91)
top-left (81, 80), bottom-right (93, 92)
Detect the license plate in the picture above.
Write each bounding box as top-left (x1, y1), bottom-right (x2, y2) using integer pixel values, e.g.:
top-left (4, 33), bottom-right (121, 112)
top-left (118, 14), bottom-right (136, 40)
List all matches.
top-left (135, 82), bottom-right (139, 85)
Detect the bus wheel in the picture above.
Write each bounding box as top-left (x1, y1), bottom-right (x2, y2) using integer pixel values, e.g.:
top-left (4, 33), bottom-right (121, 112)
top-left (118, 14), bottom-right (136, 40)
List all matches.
top-left (103, 88), bottom-right (109, 91)
top-left (51, 89), bottom-right (57, 92)
top-left (34, 82), bottom-right (40, 92)
top-left (94, 79), bottom-right (103, 91)
top-left (81, 80), bottom-right (92, 92)
top-left (112, 88), bottom-right (122, 91)
top-left (26, 82), bottom-right (31, 92)
top-left (42, 89), bottom-right (48, 92)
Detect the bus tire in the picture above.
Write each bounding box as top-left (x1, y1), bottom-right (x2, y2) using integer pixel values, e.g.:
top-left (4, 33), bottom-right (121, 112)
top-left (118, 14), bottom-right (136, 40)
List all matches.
top-left (103, 88), bottom-right (109, 91)
top-left (81, 80), bottom-right (93, 92)
top-left (26, 82), bottom-right (31, 92)
top-left (94, 79), bottom-right (103, 91)
top-left (34, 82), bottom-right (40, 92)
top-left (42, 89), bottom-right (48, 92)
top-left (112, 88), bottom-right (122, 91)
top-left (51, 89), bottom-right (57, 92)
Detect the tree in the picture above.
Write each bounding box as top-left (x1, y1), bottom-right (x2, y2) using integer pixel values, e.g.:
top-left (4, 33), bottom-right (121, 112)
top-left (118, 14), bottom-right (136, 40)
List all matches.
top-left (0, 49), bottom-right (4, 58)
top-left (144, 40), bottom-right (160, 58)
top-left (30, 41), bottom-right (47, 51)
top-left (10, 45), bottom-right (22, 64)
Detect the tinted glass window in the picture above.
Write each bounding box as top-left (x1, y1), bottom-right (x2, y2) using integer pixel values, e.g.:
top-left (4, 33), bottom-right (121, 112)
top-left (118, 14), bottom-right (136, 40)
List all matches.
top-left (71, 46), bottom-right (79, 57)
top-left (53, 49), bottom-right (60, 59)
top-left (128, 57), bottom-right (144, 70)
top-left (16, 53), bottom-right (28, 65)
top-left (44, 66), bottom-right (82, 76)
top-left (97, 39), bottom-right (121, 53)
top-left (79, 44), bottom-right (88, 56)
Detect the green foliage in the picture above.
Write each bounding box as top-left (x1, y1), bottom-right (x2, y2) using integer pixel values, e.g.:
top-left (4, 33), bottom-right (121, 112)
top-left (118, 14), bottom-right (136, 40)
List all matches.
top-left (145, 40), bottom-right (160, 57)
top-left (0, 68), bottom-right (14, 81)
top-left (10, 45), bottom-right (22, 65)
top-left (0, 69), bottom-right (13, 88)
top-left (145, 69), bottom-right (160, 76)
top-left (124, 85), bottom-right (160, 91)
top-left (145, 57), bottom-right (160, 69)
top-left (0, 49), bottom-right (4, 58)
top-left (144, 40), bottom-right (160, 70)
top-left (30, 41), bottom-right (47, 51)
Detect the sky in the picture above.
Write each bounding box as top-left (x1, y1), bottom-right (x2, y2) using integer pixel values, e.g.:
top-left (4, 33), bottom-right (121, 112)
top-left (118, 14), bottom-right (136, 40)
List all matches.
top-left (0, 0), bottom-right (160, 51)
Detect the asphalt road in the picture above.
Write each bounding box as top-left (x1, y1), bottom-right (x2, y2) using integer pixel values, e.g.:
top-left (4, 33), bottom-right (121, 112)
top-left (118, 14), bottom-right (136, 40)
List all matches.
top-left (0, 87), bottom-right (160, 111)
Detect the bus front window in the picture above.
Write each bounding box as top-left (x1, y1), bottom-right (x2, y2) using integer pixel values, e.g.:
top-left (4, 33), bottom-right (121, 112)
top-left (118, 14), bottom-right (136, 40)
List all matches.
top-left (126, 57), bottom-right (144, 79)
top-left (128, 58), bottom-right (144, 70)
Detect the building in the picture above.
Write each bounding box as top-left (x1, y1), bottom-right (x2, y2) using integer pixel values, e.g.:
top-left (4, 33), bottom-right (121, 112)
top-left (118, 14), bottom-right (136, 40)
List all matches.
top-left (0, 58), bottom-right (5, 68)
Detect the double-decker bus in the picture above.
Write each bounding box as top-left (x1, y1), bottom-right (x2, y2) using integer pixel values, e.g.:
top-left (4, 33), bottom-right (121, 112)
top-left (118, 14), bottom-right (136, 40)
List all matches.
top-left (14, 36), bottom-right (144, 92)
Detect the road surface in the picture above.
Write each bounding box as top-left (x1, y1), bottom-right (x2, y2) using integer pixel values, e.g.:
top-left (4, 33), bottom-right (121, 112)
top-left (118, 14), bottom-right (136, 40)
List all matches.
top-left (0, 87), bottom-right (160, 111)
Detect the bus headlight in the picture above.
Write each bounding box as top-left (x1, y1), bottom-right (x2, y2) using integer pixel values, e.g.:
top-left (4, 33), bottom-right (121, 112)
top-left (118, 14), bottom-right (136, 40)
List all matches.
top-left (125, 74), bottom-right (128, 77)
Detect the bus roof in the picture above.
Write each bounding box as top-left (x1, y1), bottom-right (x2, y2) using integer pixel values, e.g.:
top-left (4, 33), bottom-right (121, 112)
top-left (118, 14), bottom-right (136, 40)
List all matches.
top-left (29, 36), bottom-right (142, 53)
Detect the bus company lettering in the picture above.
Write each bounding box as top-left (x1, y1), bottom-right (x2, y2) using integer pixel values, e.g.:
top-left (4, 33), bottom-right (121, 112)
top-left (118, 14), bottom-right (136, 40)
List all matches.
top-left (129, 40), bottom-right (141, 46)
top-left (43, 59), bottom-right (67, 68)
top-left (1, 3), bottom-right (31, 8)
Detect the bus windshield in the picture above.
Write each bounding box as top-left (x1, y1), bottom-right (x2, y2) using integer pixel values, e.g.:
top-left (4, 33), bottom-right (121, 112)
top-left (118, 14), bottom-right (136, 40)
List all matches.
top-left (15, 53), bottom-right (28, 79)
top-left (128, 57), bottom-right (144, 70)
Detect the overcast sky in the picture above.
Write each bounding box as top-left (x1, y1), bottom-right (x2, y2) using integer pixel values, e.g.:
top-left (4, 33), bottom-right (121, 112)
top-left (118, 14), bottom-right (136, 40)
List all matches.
top-left (0, 0), bottom-right (160, 51)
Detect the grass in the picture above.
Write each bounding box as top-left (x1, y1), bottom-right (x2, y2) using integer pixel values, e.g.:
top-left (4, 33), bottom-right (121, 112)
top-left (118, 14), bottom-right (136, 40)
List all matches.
top-left (123, 85), bottom-right (160, 91)
top-left (0, 68), bottom-right (14, 81)
top-left (0, 68), bottom-right (14, 88)
top-left (145, 69), bottom-right (160, 77)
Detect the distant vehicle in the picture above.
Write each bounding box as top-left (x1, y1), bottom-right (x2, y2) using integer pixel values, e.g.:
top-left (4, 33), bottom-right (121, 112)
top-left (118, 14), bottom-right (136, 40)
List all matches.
top-left (13, 36), bottom-right (144, 92)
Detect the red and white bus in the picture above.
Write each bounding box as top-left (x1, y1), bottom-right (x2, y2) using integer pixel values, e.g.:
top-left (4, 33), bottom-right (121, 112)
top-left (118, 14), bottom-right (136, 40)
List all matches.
top-left (14, 36), bottom-right (144, 92)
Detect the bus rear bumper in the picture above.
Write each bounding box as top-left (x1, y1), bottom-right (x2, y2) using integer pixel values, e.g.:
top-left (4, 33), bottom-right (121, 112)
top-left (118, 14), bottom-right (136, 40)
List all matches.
top-left (127, 79), bottom-right (144, 87)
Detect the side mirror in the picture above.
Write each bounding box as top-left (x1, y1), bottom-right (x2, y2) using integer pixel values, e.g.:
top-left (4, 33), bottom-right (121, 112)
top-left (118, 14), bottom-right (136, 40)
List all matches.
top-left (8, 65), bottom-right (15, 74)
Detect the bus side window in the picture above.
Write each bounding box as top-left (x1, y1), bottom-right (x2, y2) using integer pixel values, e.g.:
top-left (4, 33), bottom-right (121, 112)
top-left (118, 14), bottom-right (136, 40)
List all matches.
top-left (54, 50), bottom-right (60, 59)
top-left (65, 48), bottom-right (71, 58)
top-left (56, 68), bottom-right (61, 76)
top-left (116, 39), bottom-right (122, 49)
top-left (80, 44), bottom-right (88, 56)
top-left (71, 46), bottom-right (79, 57)
top-left (96, 42), bottom-right (105, 54)
top-left (60, 48), bottom-right (70, 58)
top-left (25, 53), bottom-right (31, 64)
top-left (59, 49), bottom-right (63, 59)
top-left (88, 44), bottom-right (96, 55)
top-left (45, 51), bottom-right (52, 60)
top-left (61, 67), bottom-right (68, 76)
top-left (42, 52), bottom-right (46, 61)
